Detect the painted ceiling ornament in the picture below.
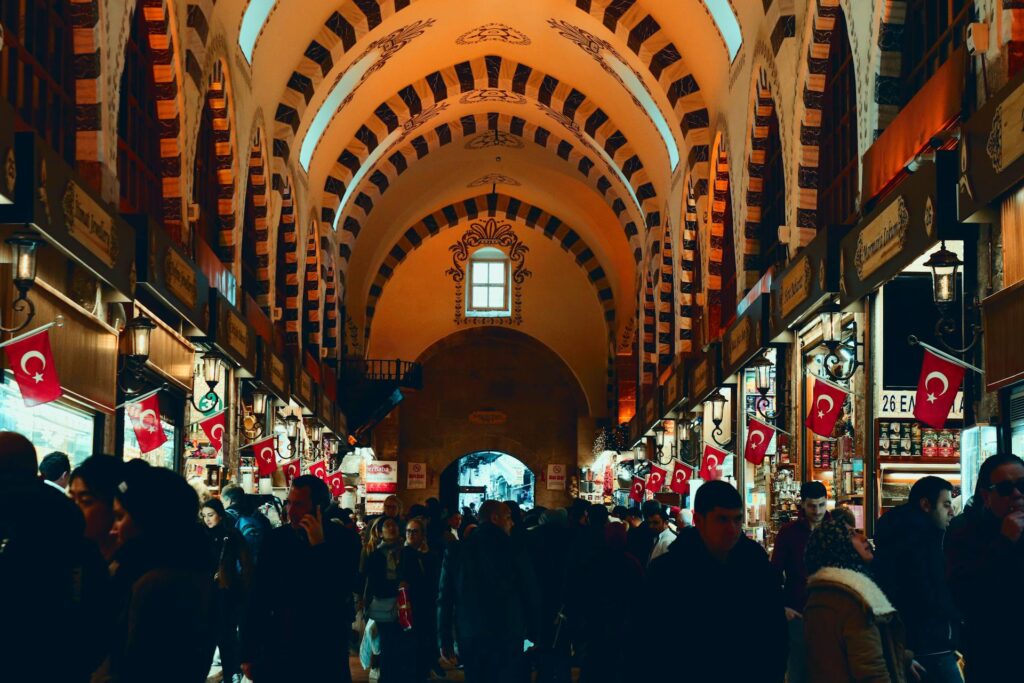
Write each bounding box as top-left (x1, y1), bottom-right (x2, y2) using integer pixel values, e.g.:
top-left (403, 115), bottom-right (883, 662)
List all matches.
top-left (536, 102), bottom-right (585, 144)
top-left (467, 173), bottom-right (521, 188)
top-left (446, 218), bottom-right (532, 327)
top-left (465, 130), bottom-right (524, 150)
top-left (455, 23), bottom-right (532, 46)
top-left (459, 89), bottom-right (527, 105)
top-left (357, 19), bottom-right (436, 84)
top-left (398, 101), bottom-right (450, 142)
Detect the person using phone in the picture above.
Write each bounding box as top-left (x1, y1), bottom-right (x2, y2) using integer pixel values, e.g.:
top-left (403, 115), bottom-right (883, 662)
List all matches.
top-left (240, 476), bottom-right (356, 682)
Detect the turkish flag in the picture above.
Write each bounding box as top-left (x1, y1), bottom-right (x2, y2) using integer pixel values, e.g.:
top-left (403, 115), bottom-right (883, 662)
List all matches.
top-left (744, 417), bottom-right (776, 465)
top-left (326, 471), bottom-right (345, 497)
top-left (806, 378), bottom-right (847, 437)
top-left (251, 436), bottom-right (277, 476)
top-left (913, 349), bottom-right (967, 429)
top-left (670, 460), bottom-right (692, 495)
top-left (646, 464), bottom-right (667, 493)
top-left (628, 476), bottom-right (645, 503)
top-left (4, 328), bottom-right (62, 406)
top-left (309, 460), bottom-right (327, 481)
top-left (700, 444), bottom-right (727, 481)
top-left (199, 411), bottom-right (226, 452)
top-left (281, 459), bottom-right (300, 483)
top-left (126, 393), bottom-right (168, 454)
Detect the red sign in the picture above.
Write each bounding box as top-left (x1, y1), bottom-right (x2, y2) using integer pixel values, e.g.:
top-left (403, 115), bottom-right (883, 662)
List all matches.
top-left (365, 461), bottom-right (397, 493)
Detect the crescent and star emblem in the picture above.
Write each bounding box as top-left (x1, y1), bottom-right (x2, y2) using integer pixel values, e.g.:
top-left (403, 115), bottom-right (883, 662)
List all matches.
top-left (210, 424), bottom-right (224, 444)
top-left (924, 371), bottom-right (950, 404)
top-left (706, 454), bottom-right (719, 470)
top-left (20, 350), bottom-right (46, 384)
top-left (139, 408), bottom-right (158, 433)
top-left (650, 473), bottom-right (662, 488)
top-left (258, 446), bottom-right (274, 463)
top-left (816, 393), bottom-right (835, 419)
top-left (632, 482), bottom-right (643, 497)
top-left (749, 430), bottom-right (765, 449)
top-left (674, 469), bottom-right (688, 483)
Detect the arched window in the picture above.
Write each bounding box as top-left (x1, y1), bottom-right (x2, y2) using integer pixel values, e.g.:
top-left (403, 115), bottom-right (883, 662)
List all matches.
top-left (467, 247), bottom-right (510, 317)
top-left (818, 9), bottom-right (859, 228)
top-left (0, 0), bottom-right (75, 163)
top-left (901, 0), bottom-right (973, 101)
top-left (758, 106), bottom-right (786, 273)
top-left (117, 6), bottom-right (163, 218)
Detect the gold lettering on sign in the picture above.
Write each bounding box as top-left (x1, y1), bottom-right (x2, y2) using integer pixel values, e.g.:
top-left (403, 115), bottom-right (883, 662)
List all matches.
top-left (61, 181), bottom-right (118, 268)
top-left (270, 356), bottom-right (286, 394)
top-left (164, 249), bottom-right (197, 309)
top-left (226, 310), bottom-right (249, 359)
top-left (855, 196), bottom-right (909, 281)
top-left (988, 80), bottom-right (1024, 173)
top-left (693, 359), bottom-right (709, 397)
top-left (781, 256), bottom-right (812, 318)
top-left (727, 316), bottom-right (754, 366)
top-left (299, 372), bottom-right (312, 403)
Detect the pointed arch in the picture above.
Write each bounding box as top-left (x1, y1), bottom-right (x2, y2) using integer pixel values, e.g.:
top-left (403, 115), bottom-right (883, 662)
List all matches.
top-left (678, 176), bottom-right (699, 354)
top-left (303, 217), bottom-right (323, 356)
top-left (274, 174), bottom-right (301, 347)
top-left (657, 219), bottom-right (675, 375)
top-left (642, 270), bottom-right (656, 388)
top-left (322, 236), bottom-right (340, 365)
top-left (242, 128), bottom-right (271, 311)
top-left (743, 68), bottom-right (785, 288)
top-left (707, 133), bottom-right (735, 339)
top-left (193, 59), bottom-right (238, 262)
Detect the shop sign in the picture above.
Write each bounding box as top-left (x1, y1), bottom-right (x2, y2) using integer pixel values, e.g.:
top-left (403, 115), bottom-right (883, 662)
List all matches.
top-left (407, 462), bottom-right (427, 489)
top-left (128, 215), bottom-right (208, 333)
top-left (318, 393), bottom-right (332, 425)
top-left (297, 370), bottom-right (314, 408)
top-left (690, 353), bottom-right (714, 407)
top-left (0, 98), bottom-right (16, 204)
top-left (225, 308), bottom-right (249, 361)
top-left (723, 296), bottom-right (767, 379)
top-left (164, 249), bottom-right (198, 310)
top-left (981, 279), bottom-right (1024, 392)
top-left (547, 464), bottom-right (567, 491)
top-left (642, 395), bottom-right (657, 428)
top-left (959, 64), bottom-right (1024, 220)
top-left (62, 181), bottom-right (118, 268)
top-left (663, 363), bottom-right (684, 410)
top-left (365, 460), bottom-right (398, 494)
top-left (335, 409), bottom-right (348, 439)
top-left (780, 255), bottom-right (812, 318)
top-left (269, 353), bottom-right (288, 398)
top-left (878, 389), bottom-right (964, 420)
top-left (840, 155), bottom-right (957, 306)
top-left (770, 226), bottom-right (846, 339)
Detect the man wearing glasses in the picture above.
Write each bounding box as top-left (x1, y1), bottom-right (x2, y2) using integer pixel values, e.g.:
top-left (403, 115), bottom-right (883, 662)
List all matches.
top-left (946, 453), bottom-right (1024, 682)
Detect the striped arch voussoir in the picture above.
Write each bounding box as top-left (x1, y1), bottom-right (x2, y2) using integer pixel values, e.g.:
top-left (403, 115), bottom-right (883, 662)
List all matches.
top-left (184, 0), bottom-right (216, 86)
top-left (202, 62), bottom-right (237, 263)
top-left (274, 174), bottom-right (301, 347)
top-left (247, 131), bottom-right (271, 311)
top-left (679, 178), bottom-right (698, 352)
top-left (642, 270), bottom-right (656, 386)
top-left (874, 0), bottom-right (907, 137)
top-left (743, 69), bottom-right (778, 289)
top-left (707, 142), bottom-right (729, 302)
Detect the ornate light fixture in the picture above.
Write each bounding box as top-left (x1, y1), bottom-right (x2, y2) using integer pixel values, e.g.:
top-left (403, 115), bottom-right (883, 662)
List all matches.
top-left (306, 420), bottom-right (325, 458)
top-left (817, 311), bottom-right (863, 382)
top-left (652, 422), bottom-right (673, 465)
top-left (706, 388), bottom-right (731, 447)
top-left (285, 413), bottom-right (301, 455)
top-left (923, 241), bottom-right (981, 353)
top-left (189, 351), bottom-right (223, 412)
top-left (1, 232), bottom-right (46, 333)
top-left (240, 385), bottom-right (268, 440)
top-left (749, 350), bottom-right (780, 421)
top-left (117, 314), bottom-right (158, 394)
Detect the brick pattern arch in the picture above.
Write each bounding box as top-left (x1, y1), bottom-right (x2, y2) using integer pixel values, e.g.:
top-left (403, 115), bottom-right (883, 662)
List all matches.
top-left (705, 137), bottom-right (734, 338)
top-left (70, 0), bottom-right (103, 173)
top-left (334, 111), bottom-right (643, 276)
top-left (679, 177), bottom-right (699, 353)
top-left (657, 219), bottom-right (675, 371)
top-left (320, 55), bottom-right (661, 243)
top-left (796, 0), bottom-right (845, 230)
top-left (743, 69), bottom-right (782, 287)
top-left (321, 237), bottom-right (340, 364)
top-left (642, 270), bottom-right (656, 387)
top-left (303, 222), bottom-right (323, 355)
top-left (274, 175), bottom-right (301, 347)
top-left (363, 192), bottom-right (617, 345)
top-left (184, 0), bottom-right (217, 86)
top-left (244, 130), bottom-right (271, 311)
top-left (874, 0), bottom-right (907, 135)
top-left (197, 61), bottom-right (238, 262)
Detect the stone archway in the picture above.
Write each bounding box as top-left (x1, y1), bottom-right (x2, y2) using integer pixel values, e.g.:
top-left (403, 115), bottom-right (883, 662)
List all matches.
top-left (438, 450), bottom-right (536, 518)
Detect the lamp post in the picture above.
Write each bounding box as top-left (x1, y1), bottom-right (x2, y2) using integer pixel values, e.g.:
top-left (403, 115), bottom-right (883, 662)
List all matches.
top-left (924, 241), bottom-right (981, 353)
top-left (749, 350), bottom-right (779, 421)
top-left (117, 314), bottom-right (157, 394)
top-left (189, 351), bottom-right (223, 412)
top-left (707, 388), bottom-right (731, 447)
top-left (817, 310), bottom-right (863, 382)
top-left (1, 232), bottom-right (46, 333)
top-left (652, 421), bottom-right (672, 465)
top-left (286, 413), bottom-right (301, 456)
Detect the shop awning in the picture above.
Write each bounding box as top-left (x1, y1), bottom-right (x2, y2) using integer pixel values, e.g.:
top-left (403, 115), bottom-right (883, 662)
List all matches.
top-left (684, 344), bottom-right (721, 413)
top-left (839, 154), bottom-right (959, 307)
top-left (0, 133), bottom-right (135, 301)
top-left (207, 290), bottom-right (258, 377)
top-left (769, 226), bottom-right (847, 341)
top-left (959, 63), bottom-right (1024, 222)
top-left (721, 294), bottom-right (769, 380)
top-left (128, 214), bottom-right (210, 336)
top-left (0, 100), bottom-right (15, 205)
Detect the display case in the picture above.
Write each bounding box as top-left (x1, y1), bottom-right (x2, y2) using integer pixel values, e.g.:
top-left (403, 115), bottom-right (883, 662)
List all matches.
top-left (876, 416), bottom-right (963, 515)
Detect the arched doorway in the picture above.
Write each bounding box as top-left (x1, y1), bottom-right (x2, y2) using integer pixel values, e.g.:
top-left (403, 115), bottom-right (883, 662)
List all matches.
top-left (439, 451), bottom-right (535, 515)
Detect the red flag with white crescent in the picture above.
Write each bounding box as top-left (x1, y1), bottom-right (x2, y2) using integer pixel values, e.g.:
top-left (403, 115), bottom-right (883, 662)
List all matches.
top-left (281, 459), bottom-right (300, 483)
top-left (805, 378), bottom-right (848, 437)
top-left (199, 411), bottom-right (226, 453)
top-left (646, 464), bottom-right (667, 493)
top-left (913, 349), bottom-right (967, 429)
top-left (628, 476), bottom-right (645, 503)
top-left (700, 444), bottom-right (727, 481)
top-left (3, 328), bottom-right (62, 406)
top-left (744, 417), bottom-right (776, 465)
top-left (309, 460), bottom-right (327, 481)
top-left (326, 471), bottom-right (345, 497)
top-left (252, 436), bottom-right (277, 476)
top-left (670, 460), bottom-right (692, 495)
top-left (125, 393), bottom-right (168, 454)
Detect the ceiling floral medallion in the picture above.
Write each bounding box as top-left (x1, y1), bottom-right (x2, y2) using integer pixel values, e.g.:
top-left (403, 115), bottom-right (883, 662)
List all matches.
top-left (459, 89), bottom-right (527, 105)
top-left (467, 173), bottom-right (520, 188)
top-left (446, 217), bottom-right (532, 327)
top-left (455, 23), bottom-right (532, 46)
top-left (465, 130), bottom-right (524, 150)
top-left (337, 19), bottom-right (436, 110)
top-left (398, 101), bottom-right (450, 142)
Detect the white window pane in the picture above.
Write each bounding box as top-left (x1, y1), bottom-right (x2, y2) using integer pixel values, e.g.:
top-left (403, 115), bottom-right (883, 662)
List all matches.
top-left (489, 262), bottom-right (505, 284)
top-left (472, 261), bottom-right (489, 284)
top-left (472, 286), bottom-right (490, 308)
top-left (489, 286), bottom-right (505, 309)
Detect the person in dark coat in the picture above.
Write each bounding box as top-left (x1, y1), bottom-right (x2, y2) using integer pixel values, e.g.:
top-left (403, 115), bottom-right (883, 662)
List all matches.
top-left (643, 481), bottom-right (787, 683)
top-left (438, 500), bottom-right (541, 683)
top-left (241, 475), bottom-right (354, 682)
top-left (364, 516), bottom-right (416, 682)
top-left (201, 498), bottom-right (253, 683)
top-left (527, 507), bottom-right (572, 683)
top-left (874, 476), bottom-right (961, 682)
top-left (99, 460), bottom-right (216, 683)
top-left (401, 517), bottom-right (443, 681)
top-left (946, 453), bottom-right (1024, 682)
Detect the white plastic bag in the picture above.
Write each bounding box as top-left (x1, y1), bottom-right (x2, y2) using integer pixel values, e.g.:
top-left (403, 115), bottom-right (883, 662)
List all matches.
top-left (359, 618), bottom-right (381, 670)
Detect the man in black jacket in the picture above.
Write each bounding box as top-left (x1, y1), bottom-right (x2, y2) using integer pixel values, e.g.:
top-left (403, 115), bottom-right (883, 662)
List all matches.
top-left (874, 475), bottom-right (960, 682)
top-left (643, 481), bottom-right (787, 682)
top-left (438, 499), bottom-right (541, 683)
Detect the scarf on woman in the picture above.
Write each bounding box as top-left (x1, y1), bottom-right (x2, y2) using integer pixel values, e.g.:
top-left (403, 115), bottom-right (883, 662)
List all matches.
top-left (804, 516), bottom-right (871, 576)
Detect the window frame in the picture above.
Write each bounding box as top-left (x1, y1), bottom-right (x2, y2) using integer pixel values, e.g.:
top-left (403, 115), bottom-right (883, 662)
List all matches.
top-left (466, 251), bottom-right (511, 316)
top-left (900, 0), bottom-right (973, 103)
top-left (817, 8), bottom-right (859, 229)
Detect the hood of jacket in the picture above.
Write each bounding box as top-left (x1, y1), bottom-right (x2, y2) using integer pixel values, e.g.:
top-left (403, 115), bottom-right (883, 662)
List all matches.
top-left (808, 566), bottom-right (897, 620)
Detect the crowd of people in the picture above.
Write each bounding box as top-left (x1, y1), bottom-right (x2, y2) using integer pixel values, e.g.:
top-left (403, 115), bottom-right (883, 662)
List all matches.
top-left (2, 427), bottom-right (1023, 683)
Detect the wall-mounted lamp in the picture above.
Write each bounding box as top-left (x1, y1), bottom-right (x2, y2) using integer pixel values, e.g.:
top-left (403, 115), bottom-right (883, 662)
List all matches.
top-left (816, 311), bottom-right (863, 382)
top-left (117, 314), bottom-right (158, 394)
top-left (189, 351), bottom-right (223, 412)
top-left (240, 385), bottom-right (268, 440)
top-left (1, 232), bottom-right (46, 333)
top-left (652, 422), bottom-right (672, 465)
top-left (924, 241), bottom-right (981, 353)
top-left (286, 413), bottom-right (301, 455)
top-left (748, 350), bottom-right (780, 421)
top-left (706, 388), bottom-right (731, 447)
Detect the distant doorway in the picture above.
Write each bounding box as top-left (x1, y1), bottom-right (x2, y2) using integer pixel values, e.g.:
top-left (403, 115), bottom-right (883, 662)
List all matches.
top-left (439, 451), bottom-right (534, 515)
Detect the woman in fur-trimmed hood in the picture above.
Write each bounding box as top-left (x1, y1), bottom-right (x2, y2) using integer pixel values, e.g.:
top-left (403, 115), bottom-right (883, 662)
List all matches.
top-left (803, 516), bottom-right (918, 683)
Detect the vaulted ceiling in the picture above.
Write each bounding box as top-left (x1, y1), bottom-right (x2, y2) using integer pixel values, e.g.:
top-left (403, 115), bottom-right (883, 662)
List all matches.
top-left (217, 0), bottom-right (754, 415)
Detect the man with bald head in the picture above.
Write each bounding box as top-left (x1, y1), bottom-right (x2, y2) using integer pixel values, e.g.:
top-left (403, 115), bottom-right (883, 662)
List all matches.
top-left (438, 499), bottom-right (540, 683)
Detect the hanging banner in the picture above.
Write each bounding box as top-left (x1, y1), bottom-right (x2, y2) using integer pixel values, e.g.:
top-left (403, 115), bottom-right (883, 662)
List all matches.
top-left (407, 462), bottom-right (427, 490)
top-left (125, 392), bottom-right (168, 454)
top-left (365, 460), bottom-right (398, 493)
top-left (3, 327), bottom-right (63, 407)
top-left (546, 464), bottom-right (567, 491)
